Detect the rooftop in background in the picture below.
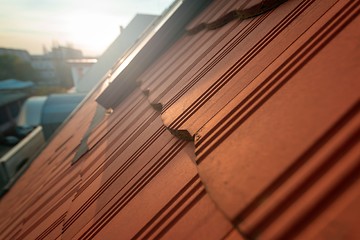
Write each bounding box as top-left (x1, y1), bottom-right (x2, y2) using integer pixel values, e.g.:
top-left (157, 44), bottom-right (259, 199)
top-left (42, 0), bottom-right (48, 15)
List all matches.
top-left (66, 59), bottom-right (97, 64)
top-left (0, 79), bottom-right (34, 91)
top-left (0, 0), bottom-right (175, 56)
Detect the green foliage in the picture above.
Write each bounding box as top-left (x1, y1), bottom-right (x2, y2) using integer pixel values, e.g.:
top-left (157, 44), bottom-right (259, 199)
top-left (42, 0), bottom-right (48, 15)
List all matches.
top-left (0, 54), bottom-right (39, 82)
top-left (53, 60), bottom-right (74, 88)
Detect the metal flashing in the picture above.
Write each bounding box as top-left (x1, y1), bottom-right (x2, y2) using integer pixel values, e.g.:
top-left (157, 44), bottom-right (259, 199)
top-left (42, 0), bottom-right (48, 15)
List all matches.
top-left (96, 0), bottom-right (212, 110)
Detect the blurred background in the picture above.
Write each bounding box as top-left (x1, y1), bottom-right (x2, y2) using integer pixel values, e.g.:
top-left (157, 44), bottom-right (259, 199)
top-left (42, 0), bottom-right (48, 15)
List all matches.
top-left (0, 0), bottom-right (174, 190)
top-left (0, 0), bottom-right (174, 55)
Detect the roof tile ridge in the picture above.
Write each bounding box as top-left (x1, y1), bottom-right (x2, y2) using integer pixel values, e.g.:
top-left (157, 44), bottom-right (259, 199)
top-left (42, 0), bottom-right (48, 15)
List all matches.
top-left (187, 0), bottom-right (288, 35)
top-left (141, 88), bottom-right (194, 142)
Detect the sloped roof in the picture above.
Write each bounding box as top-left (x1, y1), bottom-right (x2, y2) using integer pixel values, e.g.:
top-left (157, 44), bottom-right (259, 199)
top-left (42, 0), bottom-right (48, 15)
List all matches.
top-left (0, 0), bottom-right (359, 239)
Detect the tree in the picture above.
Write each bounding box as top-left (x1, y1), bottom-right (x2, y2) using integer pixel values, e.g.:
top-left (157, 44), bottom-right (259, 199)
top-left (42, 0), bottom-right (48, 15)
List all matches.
top-left (0, 54), bottom-right (39, 82)
top-left (53, 59), bottom-right (74, 88)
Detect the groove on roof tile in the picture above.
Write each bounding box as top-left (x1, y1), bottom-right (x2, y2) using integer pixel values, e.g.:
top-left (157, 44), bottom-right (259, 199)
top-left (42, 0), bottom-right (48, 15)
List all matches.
top-left (35, 212), bottom-right (66, 240)
top-left (96, 0), bottom-right (212, 110)
top-left (187, 0), bottom-right (288, 34)
top-left (72, 105), bottom-right (107, 164)
top-left (64, 125), bottom-right (171, 233)
top-left (0, 163), bottom-right (80, 238)
top-left (22, 175), bottom-right (80, 225)
top-left (149, 11), bottom-right (267, 109)
top-left (193, 0), bottom-right (360, 227)
top-left (86, 90), bottom-right (145, 149)
top-left (1, 222), bottom-right (22, 240)
top-left (82, 94), bottom-right (150, 170)
top-left (74, 110), bottom-right (162, 196)
top-left (15, 185), bottom-right (79, 240)
top-left (47, 146), bottom-right (66, 165)
top-left (63, 99), bottom-right (187, 236)
top-left (1, 0), bottom-right (359, 239)
top-left (131, 175), bottom-right (203, 239)
top-left (138, 0), bottom-right (247, 92)
top-left (238, 104), bottom-right (360, 239)
top-left (130, 0), bottom-right (358, 231)
top-left (133, 0), bottom-right (359, 238)
top-left (73, 140), bottom-right (188, 239)
top-left (165, 0), bottom-right (313, 132)
top-left (149, 189), bottom-right (207, 239)
top-left (194, 0), bottom-right (355, 162)
top-left (6, 229), bottom-right (22, 240)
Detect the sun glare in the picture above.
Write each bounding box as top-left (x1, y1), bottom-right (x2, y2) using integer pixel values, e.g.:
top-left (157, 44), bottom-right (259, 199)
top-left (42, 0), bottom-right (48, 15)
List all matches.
top-left (63, 13), bottom-right (120, 56)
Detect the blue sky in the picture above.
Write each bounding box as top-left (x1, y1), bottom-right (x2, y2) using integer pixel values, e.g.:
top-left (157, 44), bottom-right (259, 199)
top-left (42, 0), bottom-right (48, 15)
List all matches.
top-left (0, 0), bottom-right (174, 55)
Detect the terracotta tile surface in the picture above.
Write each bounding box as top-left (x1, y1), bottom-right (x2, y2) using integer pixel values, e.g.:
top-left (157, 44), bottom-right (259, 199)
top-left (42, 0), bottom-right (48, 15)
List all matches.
top-left (0, 0), bottom-right (359, 239)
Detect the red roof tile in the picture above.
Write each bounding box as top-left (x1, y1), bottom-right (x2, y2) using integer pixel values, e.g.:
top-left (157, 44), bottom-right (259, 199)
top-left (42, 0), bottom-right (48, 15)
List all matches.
top-left (1, 0), bottom-right (359, 239)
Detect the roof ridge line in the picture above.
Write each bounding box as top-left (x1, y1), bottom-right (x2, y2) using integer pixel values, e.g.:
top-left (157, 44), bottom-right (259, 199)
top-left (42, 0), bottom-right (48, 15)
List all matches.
top-left (141, 88), bottom-right (194, 142)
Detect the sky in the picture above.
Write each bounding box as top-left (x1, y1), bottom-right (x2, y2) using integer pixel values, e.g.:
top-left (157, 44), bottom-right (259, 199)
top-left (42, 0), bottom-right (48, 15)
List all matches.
top-left (0, 0), bottom-right (174, 56)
